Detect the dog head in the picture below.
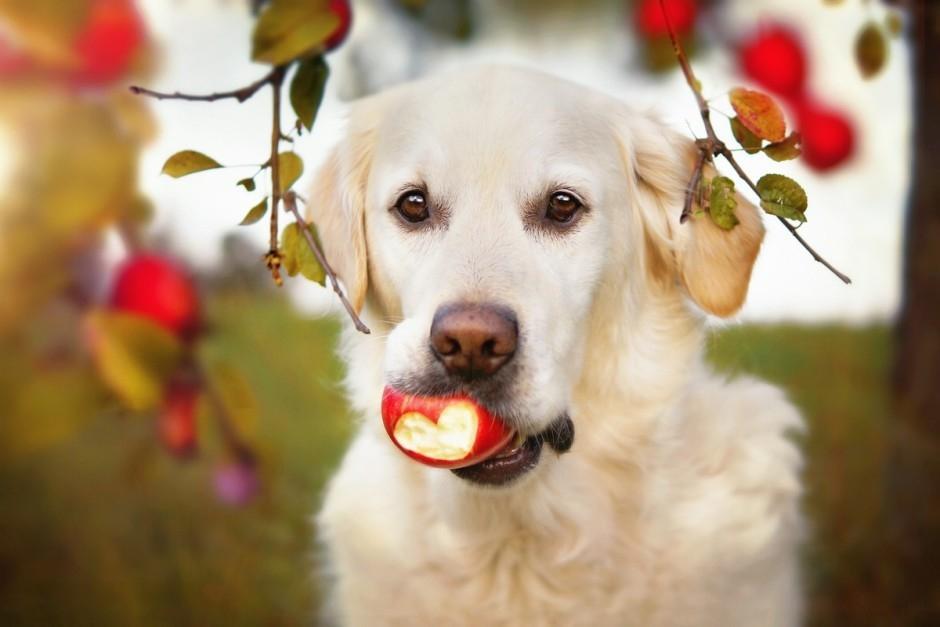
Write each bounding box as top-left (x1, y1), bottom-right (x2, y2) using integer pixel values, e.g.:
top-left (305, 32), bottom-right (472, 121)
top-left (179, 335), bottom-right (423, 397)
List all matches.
top-left (309, 66), bottom-right (763, 485)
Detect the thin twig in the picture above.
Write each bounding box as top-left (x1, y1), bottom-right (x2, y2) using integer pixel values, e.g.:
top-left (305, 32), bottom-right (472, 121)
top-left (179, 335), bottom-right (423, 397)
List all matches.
top-left (719, 147), bottom-right (853, 284)
top-left (129, 68), bottom-right (279, 103)
top-left (682, 147), bottom-right (707, 224)
top-left (284, 192), bottom-right (372, 334)
top-left (269, 67), bottom-right (286, 255)
top-left (657, 0), bottom-right (851, 284)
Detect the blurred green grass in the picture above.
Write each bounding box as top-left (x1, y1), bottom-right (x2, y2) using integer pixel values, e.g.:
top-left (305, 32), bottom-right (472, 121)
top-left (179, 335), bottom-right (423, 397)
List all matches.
top-left (0, 294), bottom-right (892, 626)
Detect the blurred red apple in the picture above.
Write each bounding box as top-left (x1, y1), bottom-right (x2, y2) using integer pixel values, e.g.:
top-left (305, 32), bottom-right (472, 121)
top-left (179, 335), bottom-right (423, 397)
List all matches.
top-left (381, 387), bottom-right (514, 469)
top-left (72, 0), bottom-right (144, 87)
top-left (324, 0), bottom-right (353, 52)
top-left (635, 0), bottom-right (698, 38)
top-left (159, 384), bottom-right (198, 457)
top-left (796, 100), bottom-right (856, 171)
top-left (110, 254), bottom-right (201, 340)
top-left (739, 25), bottom-right (807, 99)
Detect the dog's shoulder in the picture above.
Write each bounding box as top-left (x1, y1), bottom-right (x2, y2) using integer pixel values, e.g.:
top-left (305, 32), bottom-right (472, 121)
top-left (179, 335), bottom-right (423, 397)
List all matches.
top-left (653, 374), bottom-right (805, 563)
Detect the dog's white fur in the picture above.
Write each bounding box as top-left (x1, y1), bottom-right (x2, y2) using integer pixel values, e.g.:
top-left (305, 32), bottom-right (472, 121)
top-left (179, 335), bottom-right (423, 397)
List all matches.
top-left (311, 66), bottom-right (804, 627)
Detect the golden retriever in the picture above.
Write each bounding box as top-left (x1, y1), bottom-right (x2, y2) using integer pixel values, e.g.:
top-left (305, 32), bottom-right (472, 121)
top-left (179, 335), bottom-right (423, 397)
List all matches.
top-left (310, 65), bottom-right (803, 627)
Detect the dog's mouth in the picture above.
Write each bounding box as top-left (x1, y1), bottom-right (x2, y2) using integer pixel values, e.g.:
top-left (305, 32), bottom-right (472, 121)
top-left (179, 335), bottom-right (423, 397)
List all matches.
top-left (381, 386), bottom-right (574, 487)
top-left (452, 415), bottom-right (574, 486)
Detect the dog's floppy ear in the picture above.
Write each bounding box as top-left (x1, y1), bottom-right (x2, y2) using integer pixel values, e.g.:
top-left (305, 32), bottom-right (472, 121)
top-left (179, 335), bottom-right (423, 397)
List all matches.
top-left (307, 102), bottom-right (380, 313)
top-left (621, 114), bottom-right (765, 317)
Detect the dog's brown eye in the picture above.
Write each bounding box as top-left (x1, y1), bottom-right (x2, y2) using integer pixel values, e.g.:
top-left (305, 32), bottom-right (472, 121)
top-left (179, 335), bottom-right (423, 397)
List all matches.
top-left (395, 190), bottom-right (430, 223)
top-left (546, 191), bottom-right (582, 223)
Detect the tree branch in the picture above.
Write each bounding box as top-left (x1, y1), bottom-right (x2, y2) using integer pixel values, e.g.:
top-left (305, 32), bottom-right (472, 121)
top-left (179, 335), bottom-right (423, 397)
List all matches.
top-left (129, 68), bottom-right (280, 103)
top-left (268, 66), bottom-right (286, 281)
top-left (283, 192), bottom-right (371, 334)
top-left (658, 0), bottom-right (851, 284)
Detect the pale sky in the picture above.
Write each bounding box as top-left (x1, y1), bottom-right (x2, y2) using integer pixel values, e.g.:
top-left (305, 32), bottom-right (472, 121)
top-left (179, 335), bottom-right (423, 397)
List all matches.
top-left (128, 0), bottom-right (911, 324)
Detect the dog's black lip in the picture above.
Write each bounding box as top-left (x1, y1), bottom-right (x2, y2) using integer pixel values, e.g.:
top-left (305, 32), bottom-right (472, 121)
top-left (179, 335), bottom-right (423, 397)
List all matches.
top-left (451, 415), bottom-right (574, 487)
top-left (451, 435), bottom-right (543, 486)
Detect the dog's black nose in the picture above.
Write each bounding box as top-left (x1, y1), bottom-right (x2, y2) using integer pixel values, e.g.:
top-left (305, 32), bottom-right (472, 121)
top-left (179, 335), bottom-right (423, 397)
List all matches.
top-left (430, 303), bottom-right (518, 379)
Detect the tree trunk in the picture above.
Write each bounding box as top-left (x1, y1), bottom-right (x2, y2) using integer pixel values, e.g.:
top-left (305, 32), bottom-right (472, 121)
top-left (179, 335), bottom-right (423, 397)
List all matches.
top-left (887, 1), bottom-right (940, 624)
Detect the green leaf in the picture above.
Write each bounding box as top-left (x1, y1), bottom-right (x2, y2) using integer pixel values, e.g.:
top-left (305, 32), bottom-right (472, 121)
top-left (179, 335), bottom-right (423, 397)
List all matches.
top-left (239, 198), bottom-right (269, 226)
top-left (237, 178), bottom-right (256, 192)
top-left (251, 0), bottom-right (341, 66)
top-left (763, 133), bottom-right (802, 162)
top-left (729, 88), bottom-right (786, 143)
top-left (280, 221), bottom-right (326, 285)
top-left (161, 150), bottom-right (223, 178)
top-left (707, 176), bottom-right (739, 231)
top-left (203, 360), bottom-right (258, 440)
top-left (730, 116), bottom-right (762, 155)
top-left (756, 174), bottom-right (808, 223)
top-left (856, 21), bottom-right (888, 79)
top-left (277, 152), bottom-right (304, 194)
top-left (290, 55), bottom-right (330, 131)
top-left (84, 311), bottom-right (184, 412)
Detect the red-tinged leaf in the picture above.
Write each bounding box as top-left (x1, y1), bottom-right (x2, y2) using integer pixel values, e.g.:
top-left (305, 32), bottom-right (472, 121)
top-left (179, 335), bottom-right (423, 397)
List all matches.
top-left (730, 116), bottom-right (762, 155)
top-left (856, 21), bottom-right (888, 79)
top-left (763, 133), bottom-right (802, 162)
top-left (756, 173), bottom-right (808, 222)
top-left (729, 88), bottom-right (786, 143)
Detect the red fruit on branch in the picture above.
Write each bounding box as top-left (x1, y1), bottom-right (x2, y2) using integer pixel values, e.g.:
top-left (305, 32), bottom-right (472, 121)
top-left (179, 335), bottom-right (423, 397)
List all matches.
top-left (796, 100), bottom-right (856, 171)
top-left (159, 384), bottom-right (199, 457)
top-left (739, 25), bottom-right (807, 99)
top-left (635, 0), bottom-right (698, 38)
top-left (324, 0), bottom-right (353, 52)
top-left (381, 387), bottom-right (515, 469)
top-left (110, 254), bottom-right (201, 339)
top-left (72, 0), bottom-right (144, 86)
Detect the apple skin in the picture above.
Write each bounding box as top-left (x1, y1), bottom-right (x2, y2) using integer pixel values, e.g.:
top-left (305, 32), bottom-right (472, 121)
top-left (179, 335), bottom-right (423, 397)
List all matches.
top-left (110, 254), bottom-right (201, 340)
top-left (324, 0), bottom-right (353, 52)
top-left (635, 0), bottom-right (698, 38)
top-left (739, 25), bottom-right (807, 99)
top-left (381, 387), bottom-right (514, 469)
top-left (158, 384), bottom-right (198, 457)
top-left (795, 99), bottom-right (856, 172)
top-left (72, 0), bottom-right (144, 87)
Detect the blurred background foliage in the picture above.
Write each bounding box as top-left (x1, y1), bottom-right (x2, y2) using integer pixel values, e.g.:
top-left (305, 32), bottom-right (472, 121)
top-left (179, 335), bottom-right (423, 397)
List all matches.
top-left (0, 0), bottom-right (934, 625)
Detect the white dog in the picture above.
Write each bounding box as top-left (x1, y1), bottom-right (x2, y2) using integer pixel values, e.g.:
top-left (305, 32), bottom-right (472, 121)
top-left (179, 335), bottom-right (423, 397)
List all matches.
top-left (310, 66), bottom-right (803, 627)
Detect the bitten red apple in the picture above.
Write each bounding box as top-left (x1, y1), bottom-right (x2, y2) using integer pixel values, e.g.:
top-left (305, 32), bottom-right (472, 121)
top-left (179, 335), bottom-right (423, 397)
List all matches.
top-left (739, 25), bottom-right (807, 99)
top-left (381, 387), bottom-right (514, 469)
top-left (159, 384), bottom-right (198, 457)
top-left (110, 254), bottom-right (201, 340)
top-left (635, 0), bottom-right (698, 38)
top-left (324, 0), bottom-right (353, 52)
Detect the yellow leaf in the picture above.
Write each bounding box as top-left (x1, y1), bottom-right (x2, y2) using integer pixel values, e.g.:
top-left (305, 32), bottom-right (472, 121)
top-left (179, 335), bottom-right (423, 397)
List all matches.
top-left (162, 150), bottom-right (223, 178)
top-left (277, 152), bottom-right (304, 194)
top-left (84, 310), bottom-right (184, 412)
top-left (251, 0), bottom-right (341, 66)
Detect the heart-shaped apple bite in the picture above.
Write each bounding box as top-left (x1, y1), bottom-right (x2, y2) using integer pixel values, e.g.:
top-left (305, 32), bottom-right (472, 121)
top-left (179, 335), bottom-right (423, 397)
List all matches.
top-left (381, 387), bottom-right (514, 469)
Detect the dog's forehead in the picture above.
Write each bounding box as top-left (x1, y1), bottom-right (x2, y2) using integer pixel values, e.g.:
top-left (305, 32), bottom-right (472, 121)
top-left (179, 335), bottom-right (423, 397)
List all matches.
top-left (369, 67), bottom-right (617, 177)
